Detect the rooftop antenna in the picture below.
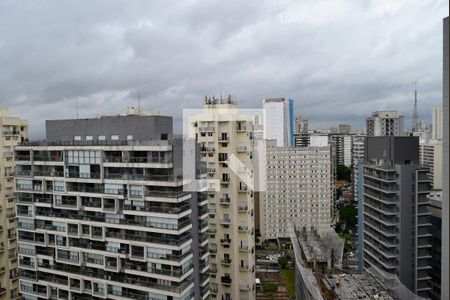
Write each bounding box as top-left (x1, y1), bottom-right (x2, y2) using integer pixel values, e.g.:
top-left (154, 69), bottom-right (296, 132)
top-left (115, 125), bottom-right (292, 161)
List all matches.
top-left (412, 81), bottom-right (419, 132)
top-left (138, 92), bottom-right (141, 114)
top-left (75, 97), bottom-right (79, 119)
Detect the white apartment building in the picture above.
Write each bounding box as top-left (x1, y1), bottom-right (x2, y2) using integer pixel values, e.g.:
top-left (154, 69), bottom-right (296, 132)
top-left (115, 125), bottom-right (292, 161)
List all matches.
top-left (189, 98), bottom-right (256, 300)
top-left (15, 113), bottom-right (210, 300)
top-left (366, 111), bottom-right (404, 136)
top-left (263, 98), bottom-right (294, 147)
top-left (331, 135), bottom-right (352, 167)
top-left (0, 108), bottom-right (28, 299)
top-left (262, 140), bottom-right (333, 240)
top-left (432, 105), bottom-right (443, 140)
top-left (352, 135), bottom-right (366, 205)
top-left (420, 140), bottom-right (443, 190)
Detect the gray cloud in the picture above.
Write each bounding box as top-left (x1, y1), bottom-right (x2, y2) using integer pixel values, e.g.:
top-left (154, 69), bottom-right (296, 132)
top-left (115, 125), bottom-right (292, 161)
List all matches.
top-left (0, 0), bottom-right (447, 138)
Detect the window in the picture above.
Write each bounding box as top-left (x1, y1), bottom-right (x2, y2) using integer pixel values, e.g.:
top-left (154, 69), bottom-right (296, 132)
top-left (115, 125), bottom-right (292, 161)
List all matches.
top-left (126, 135), bottom-right (133, 140)
top-left (98, 135), bottom-right (106, 141)
top-left (86, 136), bottom-right (93, 141)
top-left (111, 135), bottom-right (119, 140)
top-left (74, 136), bottom-right (81, 141)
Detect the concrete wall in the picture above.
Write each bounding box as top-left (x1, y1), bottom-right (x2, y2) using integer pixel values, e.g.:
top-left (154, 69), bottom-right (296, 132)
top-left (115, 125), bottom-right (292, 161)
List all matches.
top-left (366, 136), bottom-right (419, 165)
top-left (441, 16), bottom-right (449, 300)
top-left (46, 115), bottom-right (173, 142)
top-left (398, 164), bottom-right (416, 290)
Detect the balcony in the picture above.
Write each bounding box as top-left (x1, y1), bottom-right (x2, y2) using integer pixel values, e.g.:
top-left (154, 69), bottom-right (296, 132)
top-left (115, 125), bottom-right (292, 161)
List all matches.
top-left (221, 258), bottom-right (232, 265)
top-left (221, 218), bottom-right (231, 225)
top-left (238, 205), bottom-right (248, 212)
top-left (238, 184), bottom-right (248, 192)
top-left (16, 170), bottom-right (32, 177)
top-left (239, 245), bottom-right (249, 252)
top-left (239, 284), bottom-right (250, 291)
top-left (199, 125), bottom-right (215, 132)
top-left (201, 147), bottom-right (215, 153)
top-left (238, 225), bottom-right (248, 232)
top-left (236, 145), bottom-right (247, 152)
top-left (219, 197), bottom-right (230, 205)
top-left (67, 172), bottom-right (101, 179)
top-left (15, 155), bottom-right (31, 161)
top-left (221, 276), bottom-right (232, 285)
top-left (104, 156), bottom-right (170, 164)
top-left (239, 265), bottom-right (249, 271)
top-left (218, 135), bottom-right (228, 143)
top-left (220, 238), bottom-right (231, 245)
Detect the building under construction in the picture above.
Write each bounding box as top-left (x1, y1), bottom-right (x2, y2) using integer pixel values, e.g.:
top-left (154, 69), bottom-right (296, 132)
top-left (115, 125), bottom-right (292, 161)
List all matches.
top-left (290, 225), bottom-right (403, 300)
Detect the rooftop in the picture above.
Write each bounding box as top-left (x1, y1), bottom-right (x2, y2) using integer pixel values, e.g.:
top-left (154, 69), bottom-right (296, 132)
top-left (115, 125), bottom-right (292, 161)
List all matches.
top-left (324, 273), bottom-right (394, 300)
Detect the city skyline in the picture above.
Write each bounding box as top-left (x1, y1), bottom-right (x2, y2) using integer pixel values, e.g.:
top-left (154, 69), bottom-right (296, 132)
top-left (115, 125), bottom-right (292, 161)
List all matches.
top-left (0, 0), bottom-right (448, 139)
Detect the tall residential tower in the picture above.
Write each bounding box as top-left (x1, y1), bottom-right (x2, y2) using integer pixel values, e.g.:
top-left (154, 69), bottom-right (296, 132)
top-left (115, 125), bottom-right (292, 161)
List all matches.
top-left (189, 98), bottom-right (256, 300)
top-left (263, 98), bottom-right (294, 147)
top-left (359, 136), bottom-right (431, 297)
top-left (15, 111), bottom-right (209, 300)
top-left (0, 108), bottom-right (28, 299)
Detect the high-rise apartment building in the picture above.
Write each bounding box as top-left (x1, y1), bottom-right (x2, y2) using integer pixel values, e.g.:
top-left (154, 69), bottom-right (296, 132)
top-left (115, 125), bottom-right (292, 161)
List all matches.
top-left (428, 191), bottom-right (442, 300)
top-left (294, 115), bottom-right (308, 134)
top-left (15, 112), bottom-right (209, 300)
top-left (352, 135), bottom-right (365, 204)
top-left (337, 124), bottom-right (352, 134)
top-left (0, 108), bottom-right (28, 299)
top-left (263, 98), bottom-right (294, 147)
top-left (432, 106), bottom-right (443, 140)
top-left (441, 16), bottom-right (449, 300)
top-left (366, 111), bottom-right (404, 136)
top-left (358, 136), bottom-right (431, 297)
top-left (419, 139), bottom-right (443, 189)
top-left (330, 135), bottom-right (352, 167)
top-left (294, 115), bottom-right (309, 147)
top-left (189, 99), bottom-right (256, 300)
top-left (261, 140), bottom-right (333, 240)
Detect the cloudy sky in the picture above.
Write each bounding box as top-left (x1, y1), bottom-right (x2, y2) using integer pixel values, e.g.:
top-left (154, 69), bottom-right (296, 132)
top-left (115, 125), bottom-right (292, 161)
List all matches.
top-left (0, 0), bottom-right (448, 138)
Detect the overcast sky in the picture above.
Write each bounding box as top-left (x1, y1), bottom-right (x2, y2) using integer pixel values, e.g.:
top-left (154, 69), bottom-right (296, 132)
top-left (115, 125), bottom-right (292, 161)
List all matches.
top-left (0, 0), bottom-right (448, 138)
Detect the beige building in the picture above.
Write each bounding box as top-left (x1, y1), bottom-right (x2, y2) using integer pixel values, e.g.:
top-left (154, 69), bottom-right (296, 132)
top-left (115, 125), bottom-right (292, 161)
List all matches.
top-left (189, 99), bottom-right (256, 300)
top-left (0, 108), bottom-right (28, 299)
top-left (262, 140), bottom-right (333, 240)
top-left (420, 139), bottom-right (443, 189)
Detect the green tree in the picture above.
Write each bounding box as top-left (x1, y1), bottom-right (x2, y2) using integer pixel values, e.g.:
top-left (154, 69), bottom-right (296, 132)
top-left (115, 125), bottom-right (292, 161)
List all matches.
top-left (339, 205), bottom-right (357, 231)
top-left (336, 164), bottom-right (352, 182)
top-left (278, 257), bottom-right (288, 269)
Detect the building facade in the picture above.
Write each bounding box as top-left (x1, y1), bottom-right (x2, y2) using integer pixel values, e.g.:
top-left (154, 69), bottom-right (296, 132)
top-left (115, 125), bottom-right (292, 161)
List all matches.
top-left (432, 106), bottom-right (443, 141)
top-left (263, 98), bottom-right (294, 147)
top-left (263, 140), bottom-right (333, 240)
top-left (337, 124), bottom-right (351, 134)
top-left (294, 115), bottom-right (308, 134)
top-left (352, 135), bottom-right (365, 205)
top-left (15, 113), bottom-right (209, 300)
top-left (189, 100), bottom-right (256, 300)
top-left (442, 16), bottom-right (449, 300)
top-left (428, 191), bottom-right (442, 300)
top-left (330, 134), bottom-right (352, 167)
top-left (366, 111), bottom-right (404, 136)
top-left (0, 108), bottom-right (28, 299)
top-left (359, 136), bottom-right (432, 298)
top-left (419, 140), bottom-right (443, 190)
